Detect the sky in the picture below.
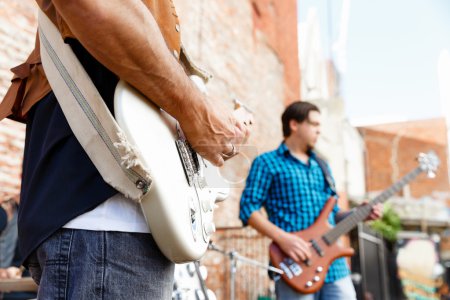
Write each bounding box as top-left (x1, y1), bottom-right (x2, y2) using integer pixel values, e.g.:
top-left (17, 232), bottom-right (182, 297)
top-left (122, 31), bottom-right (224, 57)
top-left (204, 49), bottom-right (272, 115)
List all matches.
top-left (298, 0), bottom-right (450, 125)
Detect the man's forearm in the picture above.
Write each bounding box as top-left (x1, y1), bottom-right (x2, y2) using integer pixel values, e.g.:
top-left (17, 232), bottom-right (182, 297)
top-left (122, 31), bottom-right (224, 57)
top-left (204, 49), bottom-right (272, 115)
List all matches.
top-left (51, 0), bottom-right (205, 123)
top-left (247, 211), bottom-right (286, 244)
top-left (51, 0), bottom-right (250, 167)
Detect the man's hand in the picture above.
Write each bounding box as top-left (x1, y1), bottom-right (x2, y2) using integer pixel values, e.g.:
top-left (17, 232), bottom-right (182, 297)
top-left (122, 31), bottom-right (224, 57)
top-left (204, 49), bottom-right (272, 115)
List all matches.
top-left (274, 232), bottom-right (311, 263)
top-left (179, 100), bottom-right (252, 167)
top-left (362, 201), bottom-right (383, 221)
top-left (0, 267), bottom-right (22, 279)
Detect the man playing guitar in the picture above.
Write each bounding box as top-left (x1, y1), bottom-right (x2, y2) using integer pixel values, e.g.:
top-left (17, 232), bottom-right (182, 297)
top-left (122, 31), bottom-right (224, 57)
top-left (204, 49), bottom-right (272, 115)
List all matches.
top-left (239, 101), bottom-right (382, 299)
top-left (0, 0), bottom-right (252, 298)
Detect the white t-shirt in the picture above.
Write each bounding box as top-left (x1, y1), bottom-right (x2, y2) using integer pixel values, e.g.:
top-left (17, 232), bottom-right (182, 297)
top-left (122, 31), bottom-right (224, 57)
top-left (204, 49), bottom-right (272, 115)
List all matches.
top-left (63, 193), bottom-right (150, 233)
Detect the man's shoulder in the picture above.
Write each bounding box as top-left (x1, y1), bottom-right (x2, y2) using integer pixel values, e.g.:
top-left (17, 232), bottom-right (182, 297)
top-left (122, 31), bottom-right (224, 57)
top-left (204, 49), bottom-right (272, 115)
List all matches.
top-left (255, 148), bottom-right (279, 161)
top-left (250, 149), bottom-right (281, 171)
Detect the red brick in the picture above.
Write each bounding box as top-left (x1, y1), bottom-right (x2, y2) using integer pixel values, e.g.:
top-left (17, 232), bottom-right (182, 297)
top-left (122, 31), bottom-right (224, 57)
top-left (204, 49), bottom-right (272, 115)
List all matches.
top-left (358, 118), bottom-right (450, 198)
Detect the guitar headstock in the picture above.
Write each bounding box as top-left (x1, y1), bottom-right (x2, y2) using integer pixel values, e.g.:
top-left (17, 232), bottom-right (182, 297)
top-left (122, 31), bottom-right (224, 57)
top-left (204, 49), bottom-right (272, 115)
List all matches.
top-left (418, 151), bottom-right (440, 178)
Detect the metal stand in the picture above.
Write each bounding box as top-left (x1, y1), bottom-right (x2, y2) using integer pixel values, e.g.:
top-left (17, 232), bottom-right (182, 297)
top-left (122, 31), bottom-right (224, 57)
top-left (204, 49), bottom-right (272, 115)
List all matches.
top-left (208, 242), bottom-right (283, 300)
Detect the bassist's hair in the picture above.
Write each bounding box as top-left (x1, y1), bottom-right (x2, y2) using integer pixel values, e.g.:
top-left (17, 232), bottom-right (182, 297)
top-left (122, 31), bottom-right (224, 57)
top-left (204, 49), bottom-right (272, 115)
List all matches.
top-left (281, 101), bottom-right (320, 137)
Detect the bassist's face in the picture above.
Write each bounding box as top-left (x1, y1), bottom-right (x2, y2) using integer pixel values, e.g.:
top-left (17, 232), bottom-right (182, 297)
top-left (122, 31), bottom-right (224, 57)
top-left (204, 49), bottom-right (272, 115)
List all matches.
top-left (291, 111), bottom-right (321, 149)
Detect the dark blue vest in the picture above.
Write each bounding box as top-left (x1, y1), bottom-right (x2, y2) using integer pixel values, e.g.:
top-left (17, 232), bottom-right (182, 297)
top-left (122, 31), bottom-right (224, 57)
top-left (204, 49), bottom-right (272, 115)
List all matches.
top-left (18, 39), bottom-right (119, 264)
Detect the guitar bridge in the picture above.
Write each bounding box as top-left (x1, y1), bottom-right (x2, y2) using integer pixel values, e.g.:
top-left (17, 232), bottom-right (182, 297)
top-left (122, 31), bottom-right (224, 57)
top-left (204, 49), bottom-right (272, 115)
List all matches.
top-left (280, 258), bottom-right (303, 278)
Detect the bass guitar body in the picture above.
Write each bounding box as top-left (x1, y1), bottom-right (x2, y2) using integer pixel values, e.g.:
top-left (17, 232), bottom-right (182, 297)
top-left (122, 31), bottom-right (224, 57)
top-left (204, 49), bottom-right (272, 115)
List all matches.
top-left (269, 197), bottom-right (354, 294)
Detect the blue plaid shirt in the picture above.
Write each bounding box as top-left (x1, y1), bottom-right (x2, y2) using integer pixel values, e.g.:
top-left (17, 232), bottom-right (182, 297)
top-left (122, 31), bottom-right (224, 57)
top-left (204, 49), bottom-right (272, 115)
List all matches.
top-left (239, 142), bottom-right (349, 283)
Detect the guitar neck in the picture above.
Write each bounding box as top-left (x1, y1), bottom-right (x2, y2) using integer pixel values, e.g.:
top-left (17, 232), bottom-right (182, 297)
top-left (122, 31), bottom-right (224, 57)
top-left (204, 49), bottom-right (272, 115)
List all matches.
top-left (322, 167), bottom-right (423, 244)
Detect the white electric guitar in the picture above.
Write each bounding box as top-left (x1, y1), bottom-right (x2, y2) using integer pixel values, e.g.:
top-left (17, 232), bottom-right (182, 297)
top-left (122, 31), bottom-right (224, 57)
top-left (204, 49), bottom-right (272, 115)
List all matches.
top-left (114, 78), bottom-right (231, 263)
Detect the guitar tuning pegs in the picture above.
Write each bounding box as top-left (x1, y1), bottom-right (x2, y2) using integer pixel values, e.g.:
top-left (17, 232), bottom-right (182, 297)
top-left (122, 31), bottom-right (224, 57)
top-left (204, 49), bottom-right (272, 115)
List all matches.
top-left (418, 151), bottom-right (440, 176)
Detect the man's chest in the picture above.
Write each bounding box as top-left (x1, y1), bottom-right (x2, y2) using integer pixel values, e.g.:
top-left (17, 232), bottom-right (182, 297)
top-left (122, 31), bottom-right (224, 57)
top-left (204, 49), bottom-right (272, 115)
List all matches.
top-left (271, 160), bottom-right (327, 195)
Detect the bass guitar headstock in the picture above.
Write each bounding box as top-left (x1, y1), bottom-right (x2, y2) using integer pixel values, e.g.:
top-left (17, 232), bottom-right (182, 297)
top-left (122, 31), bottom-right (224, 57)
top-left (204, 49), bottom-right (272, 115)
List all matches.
top-left (418, 151), bottom-right (440, 178)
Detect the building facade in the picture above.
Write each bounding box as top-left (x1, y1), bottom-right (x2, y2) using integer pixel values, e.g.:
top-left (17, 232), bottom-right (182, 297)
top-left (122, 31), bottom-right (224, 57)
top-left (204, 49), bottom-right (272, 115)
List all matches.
top-left (358, 118), bottom-right (450, 225)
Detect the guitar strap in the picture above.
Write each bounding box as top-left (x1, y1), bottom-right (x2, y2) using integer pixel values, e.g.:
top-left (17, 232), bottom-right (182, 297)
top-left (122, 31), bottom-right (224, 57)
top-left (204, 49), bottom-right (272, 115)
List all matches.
top-left (38, 9), bottom-right (152, 202)
top-left (314, 155), bottom-right (337, 196)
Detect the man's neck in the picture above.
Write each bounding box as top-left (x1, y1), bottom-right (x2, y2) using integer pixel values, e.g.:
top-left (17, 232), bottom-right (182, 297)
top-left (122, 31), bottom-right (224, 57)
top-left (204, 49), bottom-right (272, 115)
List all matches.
top-left (284, 138), bottom-right (310, 163)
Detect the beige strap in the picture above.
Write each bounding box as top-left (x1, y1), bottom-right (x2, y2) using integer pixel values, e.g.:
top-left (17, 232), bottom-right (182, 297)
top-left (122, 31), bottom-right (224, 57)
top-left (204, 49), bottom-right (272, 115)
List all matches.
top-left (38, 10), bottom-right (152, 202)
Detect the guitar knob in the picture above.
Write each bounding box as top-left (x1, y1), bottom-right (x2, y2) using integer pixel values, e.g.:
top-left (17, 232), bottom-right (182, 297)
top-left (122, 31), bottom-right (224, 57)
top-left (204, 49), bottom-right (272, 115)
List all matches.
top-left (305, 281), bottom-right (313, 288)
top-left (201, 197), bottom-right (214, 212)
top-left (313, 276), bottom-right (320, 282)
top-left (214, 190), bottom-right (229, 203)
top-left (316, 266), bottom-right (323, 273)
top-left (204, 222), bottom-right (216, 235)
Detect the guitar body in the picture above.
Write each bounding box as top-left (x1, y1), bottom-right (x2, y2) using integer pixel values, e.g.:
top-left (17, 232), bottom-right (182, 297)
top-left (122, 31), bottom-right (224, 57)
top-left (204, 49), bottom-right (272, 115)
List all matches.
top-left (114, 80), bottom-right (229, 263)
top-left (269, 197), bottom-right (354, 294)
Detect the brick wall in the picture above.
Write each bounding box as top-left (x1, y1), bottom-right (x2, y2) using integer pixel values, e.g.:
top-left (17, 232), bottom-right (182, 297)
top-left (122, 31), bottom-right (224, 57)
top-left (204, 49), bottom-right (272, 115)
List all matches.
top-left (173, 1), bottom-right (300, 298)
top-left (358, 118), bottom-right (450, 198)
top-left (249, 0), bottom-right (301, 103)
top-left (0, 0), bottom-right (36, 202)
top-left (174, 0), bottom-right (299, 226)
top-left (0, 118), bottom-right (25, 202)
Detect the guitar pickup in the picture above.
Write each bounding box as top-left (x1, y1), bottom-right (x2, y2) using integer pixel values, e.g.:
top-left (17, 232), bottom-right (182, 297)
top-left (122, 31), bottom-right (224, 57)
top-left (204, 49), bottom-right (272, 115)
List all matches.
top-left (310, 239), bottom-right (324, 257)
top-left (175, 139), bottom-right (201, 186)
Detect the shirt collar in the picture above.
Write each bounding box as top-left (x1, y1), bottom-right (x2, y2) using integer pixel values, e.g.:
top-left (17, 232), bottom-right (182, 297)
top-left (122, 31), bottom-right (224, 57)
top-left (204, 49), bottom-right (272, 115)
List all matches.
top-left (277, 142), bottom-right (317, 160)
top-left (276, 142), bottom-right (290, 156)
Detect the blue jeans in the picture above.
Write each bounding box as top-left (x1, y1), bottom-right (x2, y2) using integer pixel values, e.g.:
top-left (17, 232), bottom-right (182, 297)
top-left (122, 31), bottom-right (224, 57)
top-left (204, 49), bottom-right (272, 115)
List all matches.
top-left (0, 210), bottom-right (18, 268)
top-left (27, 229), bottom-right (174, 299)
top-left (275, 276), bottom-right (356, 300)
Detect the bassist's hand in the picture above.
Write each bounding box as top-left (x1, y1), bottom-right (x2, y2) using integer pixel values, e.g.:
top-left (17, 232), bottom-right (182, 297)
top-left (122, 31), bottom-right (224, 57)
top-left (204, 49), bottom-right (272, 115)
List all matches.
top-left (275, 232), bottom-right (311, 263)
top-left (364, 202), bottom-right (383, 221)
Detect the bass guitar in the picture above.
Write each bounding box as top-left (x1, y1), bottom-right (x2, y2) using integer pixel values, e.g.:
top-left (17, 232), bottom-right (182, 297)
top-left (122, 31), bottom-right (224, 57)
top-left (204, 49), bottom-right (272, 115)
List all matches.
top-left (269, 151), bottom-right (439, 294)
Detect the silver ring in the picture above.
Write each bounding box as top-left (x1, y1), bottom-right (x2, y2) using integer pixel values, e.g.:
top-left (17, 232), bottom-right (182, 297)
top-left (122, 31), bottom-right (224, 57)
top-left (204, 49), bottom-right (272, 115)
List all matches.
top-left (222, 144), bottom-right (237, 158)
